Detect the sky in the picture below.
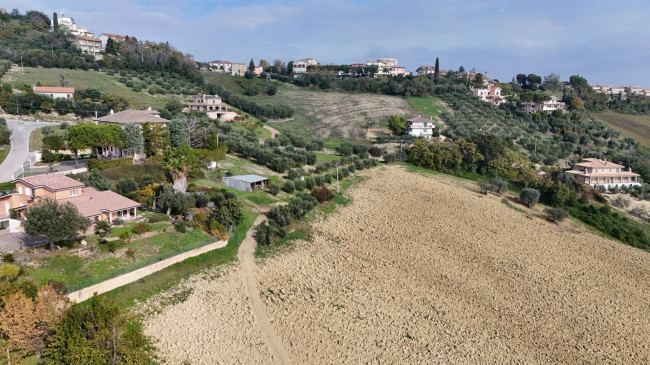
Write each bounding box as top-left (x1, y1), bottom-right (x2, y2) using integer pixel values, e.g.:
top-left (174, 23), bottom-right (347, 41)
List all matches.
top-left (5, 0), bottom-right (650, 86)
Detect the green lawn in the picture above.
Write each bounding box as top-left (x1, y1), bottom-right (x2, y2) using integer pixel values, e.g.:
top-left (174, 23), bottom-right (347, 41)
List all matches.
top-left (0, 144), bottom-right (9, 165)
top-left (100, 209), bottom-right (257, 309)
top-left (2, 67), bottom-right (168, 109)
top-left (594, 111), bottom-right (650, 147)
top-left (405, 96), bottom-right (447, 117)
top-left (29, 125), bottom-right (65, 152)
top-left (101, 164), bottom-right (167, 184)
top-left (24, 228), bottom-right (212, 291)
top-left (201, 72), bottom-right (245, 94)
top-left (315, 152), bottom-right (342, 161)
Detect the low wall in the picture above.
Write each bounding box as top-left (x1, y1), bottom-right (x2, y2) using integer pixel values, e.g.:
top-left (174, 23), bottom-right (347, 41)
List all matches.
top-left (67, 239), bottom-right (227, 302)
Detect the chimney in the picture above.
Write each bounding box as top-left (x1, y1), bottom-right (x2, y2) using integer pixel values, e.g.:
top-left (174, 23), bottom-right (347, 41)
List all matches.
top-left (110, 109), bottom-right (114, 115)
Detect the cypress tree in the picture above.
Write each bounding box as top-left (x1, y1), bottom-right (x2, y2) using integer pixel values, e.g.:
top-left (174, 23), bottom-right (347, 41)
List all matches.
top-left (52, 12), bottom-right (58, 32)
top-left (434, 57), bottom-right (440, 81)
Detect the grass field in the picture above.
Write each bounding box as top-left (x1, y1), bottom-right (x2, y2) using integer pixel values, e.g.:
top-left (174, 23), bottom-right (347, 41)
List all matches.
top-left (101, 164), bottom-right (168, 184)
top-left (28, 125), bottom-right (66, 151)
top-left (201, 72), bottom-right (245, 94)
top-left (2, 67), bottom-right (169, 109)
top-left (315, 152), bottom-right (342, 161)
top-left (0, 144), bottom-right (9, 165)
top-left (594, 111), bottom-right (650, 147)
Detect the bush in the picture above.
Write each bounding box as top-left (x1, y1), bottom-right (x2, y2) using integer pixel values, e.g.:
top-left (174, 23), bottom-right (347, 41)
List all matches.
top-left (115, 178), bottom-right (138, 195)
top-left (87, 158), bottom-right (132, 171)
top-left (477, 179), bottom-right (494, 194)
top-left (491, 177), bottom-right (508, 194)
top-left (369, 145), bottom-right (383, 157)
top-left (311, 187), bottom-right (335, 203)
top-left (112, 218), bottom-right (124, 226)
top-left (294, 179), bottom-right (306, 191)
top-left (282, 180), bottom-right (295, 193)
top-left (119, 231), bottom-right (131, 242)
top-left (612, 196), bottom-right (631, 208)
top-left (348, 164), bottom-right (356, 173)
top-left (147, 213), bottom-right (170, 223)
top-left (175, 221), bottom-right (187, 233)
top-left (519, 188), bottom-right (540, 208)
top-left (269, 184), bottom-right (280, 196)
top-left (94, 220), bottom-right (111, 238)
top-left (132, 222), bottom-right (150, 235)
top-left (545, 207), bottom-right (568, 222)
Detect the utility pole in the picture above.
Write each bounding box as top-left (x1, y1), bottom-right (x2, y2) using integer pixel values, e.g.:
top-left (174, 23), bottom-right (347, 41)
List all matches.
top-left (20, 55), bottom-right (23, 74)
top-left (216, 130), bottom-right (219, 147)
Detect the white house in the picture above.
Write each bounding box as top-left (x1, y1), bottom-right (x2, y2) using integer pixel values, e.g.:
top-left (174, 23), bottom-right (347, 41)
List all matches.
top-left (566, 158), bottom-right (641, 190)
top-left (293, 58), bottom-right (318, 75)
top-left (33, 86), bottom-right (74, 100)
top-left (98, 33), bottom-right (127, 51)
top-left (472, 86), bottom-right (505, 105)
top-left (521, 96), bottom-right (565, 113)
top-left (416, 66), bottom-right (436, 76)
top-left (50, 11), bottom-right (94, 37)
top-left (405, 116), bottom-right (435, 139)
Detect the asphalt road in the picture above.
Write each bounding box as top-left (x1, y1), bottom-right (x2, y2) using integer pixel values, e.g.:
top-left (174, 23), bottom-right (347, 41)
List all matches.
top-left (0, 119), bottom-right (59, 183)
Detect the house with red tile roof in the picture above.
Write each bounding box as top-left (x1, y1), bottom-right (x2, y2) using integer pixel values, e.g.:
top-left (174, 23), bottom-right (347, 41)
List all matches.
top-left (98, 33), bottom-right (127, 51)
top-left (33, 86), bottom-right (75, 100)
top-left (0, 174), bottom-right (140, 230)
top-left (566, 158), bottom-right (641, 189)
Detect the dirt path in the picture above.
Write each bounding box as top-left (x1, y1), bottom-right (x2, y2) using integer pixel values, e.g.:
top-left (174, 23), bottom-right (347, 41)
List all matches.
top-left (238, 216), bottom-right (292, 365)
top-left (263, 125), bottom-right (280, 138)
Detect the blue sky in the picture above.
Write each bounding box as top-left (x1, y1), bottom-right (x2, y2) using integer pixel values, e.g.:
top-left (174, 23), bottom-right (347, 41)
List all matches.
top-left (6, 0), bottom-right (650, 86)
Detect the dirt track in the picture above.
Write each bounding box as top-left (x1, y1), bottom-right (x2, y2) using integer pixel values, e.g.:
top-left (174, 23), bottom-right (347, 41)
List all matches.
top-left (143, 165), bottom-right (650, 364)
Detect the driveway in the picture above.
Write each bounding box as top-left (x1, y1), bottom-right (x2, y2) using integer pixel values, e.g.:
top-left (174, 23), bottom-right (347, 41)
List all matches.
top-left (0, 232), bottom-right (49, 253)
top-left (0, 119), bottom-right (59, 183)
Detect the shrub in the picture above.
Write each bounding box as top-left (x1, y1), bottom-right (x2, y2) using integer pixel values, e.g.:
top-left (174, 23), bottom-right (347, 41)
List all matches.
top-left (369, 145), bottom-right (382, 157)
top-left (115, 178), bottom-right (138, 195)
top-left (94, 220), bottom-right (111, 238)
top-left (519, 188), bottom-right (540, 208)
top-left (545, 207), bottom-right (568, 222)
top-left (119, 231), bottom-right (131, 242)
top-left (107, 241), bottom-right (117, 253)
top-left (612, 196), bottom-right (631, 208)
top-left (312, 187), bottom-right (335, 203)
top-left (132, 222), bottom-right (150, 235)
top-left (147, 213), bottom-right (169, 223)
top-left (208, 220), bottom-right (228, 240)
top-left (193, 212), bottom-right (207, 229)
top-left (193, 193), bottom-right (210, 208)
top-left (126, 248), bottom-right (136, 261)
top-left (294, 179), bottom-right (306, 191)
top-left (491, 177), bottom-right (508, 194)
top-left (478, 179), bottom-right (494, 194)
top-left (269, 184), bottom-right (280, 196)
top-left (175, 221), bottom-right (187, 233)
top-left (348, 164), bottom-right (356, 173)
top-left (267, 205), bottom-right (292, 226)
top-left (282, 180), bottom-right (295, 193)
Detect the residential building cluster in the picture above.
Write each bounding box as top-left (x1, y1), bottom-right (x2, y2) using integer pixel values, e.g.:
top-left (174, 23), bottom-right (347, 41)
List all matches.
top-left (591, 85), bottom-right (650, 96)
top-left (50, 11), bottom-right (103, 59)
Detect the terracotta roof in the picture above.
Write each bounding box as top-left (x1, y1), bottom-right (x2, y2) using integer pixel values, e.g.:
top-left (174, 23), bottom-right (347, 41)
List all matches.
top-left (574, 158), bottom-right (624, 169)
top-left (33, 86), bottom-right (75, 93)
top-left (18, 174), bottom-right (85, 191)
top-left (94, 109), bottom-right (169, 124)
top-left (100, 33), bottom-right (126, 39)
top-left (62, 187), bottom-right (139, 217)
top-left (567, 169), bottom-right (639, 177)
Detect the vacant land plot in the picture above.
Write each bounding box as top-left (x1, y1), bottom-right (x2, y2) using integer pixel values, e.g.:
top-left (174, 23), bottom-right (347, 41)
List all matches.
top-left (259, 86), bottom-right (415, 139)
top-left (595, 111), bottom-right (650, 147)
top-left (142, 165), bottom-right (650, 364)
top-left (28, 125), bottom-right (66, 151)
top-left (2, 67), bottom-right (165, 109)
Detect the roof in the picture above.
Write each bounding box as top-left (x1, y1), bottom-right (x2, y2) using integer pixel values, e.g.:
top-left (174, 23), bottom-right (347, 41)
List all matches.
top-left (17, 174), bottom-right (85, 191)
top-left (100, 33), bottom-right (126, 39)
top-left (574, 158), bottom-right (624, 169)
top-left (94, 109), bottom-right (169, 124)
top-left (223, 175), bottom-right (269, 183)
top-left (75, 35), bottom-right (100, 42)
top-left (417, 66), bottom-right (435, 71)
top-left (406, 116), bottom-right (433, 123)
top-left (33, 86), bottom-right (75, 93)
top-left (566, 169), bottom-right (640, 177)
top-left (61, 187), bottom-right (140, 217)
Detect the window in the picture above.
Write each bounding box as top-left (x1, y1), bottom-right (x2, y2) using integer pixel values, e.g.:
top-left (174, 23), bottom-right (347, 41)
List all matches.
top-left (70, 189), bottom-right (79, 197)
top-left (25, 187), bottom-right (31, 196)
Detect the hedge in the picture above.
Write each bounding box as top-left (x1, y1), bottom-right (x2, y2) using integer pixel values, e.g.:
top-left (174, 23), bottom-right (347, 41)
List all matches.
top-left (87, 158), bottom-right (133, 171)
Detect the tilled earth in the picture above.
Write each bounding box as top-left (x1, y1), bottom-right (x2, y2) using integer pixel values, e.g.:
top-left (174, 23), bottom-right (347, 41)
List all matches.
top-left (143, 166), bottom-right (650, 364)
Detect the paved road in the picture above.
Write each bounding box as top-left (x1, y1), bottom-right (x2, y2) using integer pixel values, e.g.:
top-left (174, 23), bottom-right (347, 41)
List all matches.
top-left (0, 119), bottom-right (59, 182)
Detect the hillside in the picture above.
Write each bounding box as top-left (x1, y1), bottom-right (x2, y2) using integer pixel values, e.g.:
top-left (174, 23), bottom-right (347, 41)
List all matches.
top-left (251, 85), bottom-right (417, 139)
top-left (594, 111), bottom-right (650, 147)
top-left (142, 166), bottom-right (650, 363)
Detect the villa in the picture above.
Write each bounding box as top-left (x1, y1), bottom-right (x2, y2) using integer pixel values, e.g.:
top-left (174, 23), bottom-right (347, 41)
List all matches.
top-left (521, 96), bottom-right (565, 113)
top-left (1, 174), bottom-right (140, 233)
top-left (566, 158), bottom-right (641, 189)
top-left (405, 115), bottom-right (435, 139)
top-left (186, 94), bottom-right (237, 121)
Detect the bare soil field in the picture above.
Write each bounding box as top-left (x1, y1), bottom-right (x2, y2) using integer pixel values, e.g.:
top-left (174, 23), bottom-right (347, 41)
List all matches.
top-left (142, 165), bottom-right (650, 364)
top-left (270, 87), bottom-right (415, 139)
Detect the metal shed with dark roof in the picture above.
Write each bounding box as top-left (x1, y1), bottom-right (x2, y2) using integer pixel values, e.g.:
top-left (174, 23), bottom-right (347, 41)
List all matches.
top-left (222, 175), bottom-right (269, 192)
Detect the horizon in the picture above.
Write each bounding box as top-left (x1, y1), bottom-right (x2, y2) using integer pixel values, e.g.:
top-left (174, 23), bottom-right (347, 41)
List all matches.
top-left (3, 0), bottom-right (650, 86)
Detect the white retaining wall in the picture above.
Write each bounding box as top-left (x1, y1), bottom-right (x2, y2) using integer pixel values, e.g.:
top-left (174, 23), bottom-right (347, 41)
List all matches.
top-left (67, 239), bottom-right (227, 302)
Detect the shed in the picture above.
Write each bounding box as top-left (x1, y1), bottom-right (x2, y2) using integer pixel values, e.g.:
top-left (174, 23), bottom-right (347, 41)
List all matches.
top-left (222, 175), bottom-right (269, 192)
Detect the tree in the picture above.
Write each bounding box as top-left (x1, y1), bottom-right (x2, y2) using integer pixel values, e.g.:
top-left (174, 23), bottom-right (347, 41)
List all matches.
top-left (387, 115), bottom-right (405, 135)
top-left (42, 135), bottom-right (64, 151)
top-left (43, 296), bottom-right (151, 364)
top-left (104, 37), bottom-right (117, 55)
top-left (545, 207), bottom-right (568, 222)
top-left (458, 65), bottom-right (465, 73)
top-left (122, 122), bottom-right (143, 164)
top-left (434, 57), bottom-right (440, 81)
top-left (158, 185), bottom-right (194, 215)
top-left (208, 198), bottom-right (244, 226)
top-left (527, 74), bottom-right (542, 89)
top-left (472, 73), bottom-right (484, 88)
top-left (169, 118), bottom-right (189, 148)
top-left (164, 146), bottom-right (199, 193)
top-left (23, 199), bottom-right (89, 250)
top-left (516, 73), bottom-right (527, 88)
top-left (519, 188), bottom-right (540, 207)
top-left (41, 149), bottom-right (60, 171)
top-left (249, 58), bottom-right (255, 72)
top-left (94, 220), bottom-right (111, 238)
top-left (115, 178), bottom-right (138, 195)
top-left (87, 170), bottom-right (112, 191)
top-left (142, 122), bottom-right (170, 156)
top-left (52, 12), bottom-right (58, 33)
top-left (0, 284), bottom-right (68, 357)
top-left (259, 59), bottom-right (270, 70)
